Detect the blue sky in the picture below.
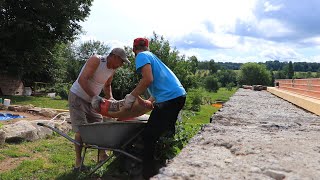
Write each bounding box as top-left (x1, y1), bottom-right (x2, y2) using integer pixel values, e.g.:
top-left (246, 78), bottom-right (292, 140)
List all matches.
top-left (79, 0), bottom-right (320, 63)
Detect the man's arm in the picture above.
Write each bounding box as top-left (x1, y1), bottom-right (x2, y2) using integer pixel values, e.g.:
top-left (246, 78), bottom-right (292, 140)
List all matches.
top-left (78, 56), bottom-right (100, 97)
top-left (130, 64), bottom-right (153, 97)
top-left (103, 72), bottom-right (115, 99)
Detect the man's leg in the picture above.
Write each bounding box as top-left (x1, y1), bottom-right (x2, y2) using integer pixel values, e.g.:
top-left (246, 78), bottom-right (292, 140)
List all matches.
top-left (142, 108), bottom-right (164, 179)
top-left (74, 132), bottom-right (83, 167)
top-left (142, 96), bottom-right (185, 179)
top-left (69, 92), bottom-right (87, 168)
top-left (86, 103), bottom-right (108, 161)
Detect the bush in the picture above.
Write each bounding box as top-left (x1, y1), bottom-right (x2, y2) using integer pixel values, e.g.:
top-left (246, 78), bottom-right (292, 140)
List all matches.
top-left (238, 63), bottom-right (271, 86)
top-left (53, 83), bottom-right (71, 100)
top-left (191, 94), bottom-right (202, 111)
top-left (226, 82), bottom-right (235, 91)
top-left (111, 68), bottom-right (138, 99)
top-left (184, 88), bottom-right (206, 111)
top-left (204, 75), bottom-right (219, 92)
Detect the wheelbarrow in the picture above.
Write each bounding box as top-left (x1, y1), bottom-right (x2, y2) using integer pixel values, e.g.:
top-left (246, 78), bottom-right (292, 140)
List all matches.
top-left (37, 119), bottom-right (147, 176)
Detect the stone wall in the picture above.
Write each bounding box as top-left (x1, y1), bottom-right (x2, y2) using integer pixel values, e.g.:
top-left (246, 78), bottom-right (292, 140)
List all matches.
top-left (0, 74), bottom-right (24, 95)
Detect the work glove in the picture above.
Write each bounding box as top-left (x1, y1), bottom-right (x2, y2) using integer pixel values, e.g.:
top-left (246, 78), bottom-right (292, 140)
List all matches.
top-left (123, 94), bottom-right (136, 109)
top-left (91, 95), bottom-right (105, 112)
top-left (109, 99), bottom-right (125, 111)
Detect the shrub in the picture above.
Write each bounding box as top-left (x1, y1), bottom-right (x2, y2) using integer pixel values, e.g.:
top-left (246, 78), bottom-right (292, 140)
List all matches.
top-left (184, 88), bottom-right (206, 111)
top-left (226, 82), bottom-right (235, 91)
top-left (238, 63), bottom-right (271, 86)
top-left (53, 83), bottom-right (71, 100)
top-left (204, 75), bottom-right (219, 92)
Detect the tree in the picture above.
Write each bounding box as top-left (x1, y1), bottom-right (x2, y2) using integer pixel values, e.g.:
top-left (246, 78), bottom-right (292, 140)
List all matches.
top-left (208, 59), bottom-right (219, 75)
top-left (288, 61), bottom-right (294, 79)
top-left (204, 75), bottom-right (219, 92)
top-left (0, 0), bottom-right (93, 80)
top-left (76, 40), bottom-right (110, 61)
top-left (187, 56), bottom-right (198, 75)
top-left (216, 69), bottom-right (237, 87)
top-left (149, 32), bottom-right (181, 69)
top-left (111, 68), bottom-right (137, 99)
top-left (238, 63), bottom-right (271, 86)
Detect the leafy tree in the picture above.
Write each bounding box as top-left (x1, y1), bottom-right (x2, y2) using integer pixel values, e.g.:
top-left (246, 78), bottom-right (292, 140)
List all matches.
top-left (111, 68), bottom-right (137, 99)
top-left (0, 0), bottom-right (93, 80)
top-left (204, 75), bottom-right (219, 92)
top-left (216, 69), bottom-right (237, 87)
top-left (265, 60), bottom-right (283, 71)
top-left (50, 43), bottom-right (75, 84)
top-left (208, 59), bottom-right (219, 75)
top-left (76, 40), bottom-right (110, 61)
top-left (288, 61), bottom-right (294, 79)
top-left (149, 32), bottom-right (181, 70)
top-left (187, 56), bottom-right (198, 74)
top-left (274, 70), bottom-right (287, 80)
top-left (270, 70), bottom-right (275, 86)
top-left (238, 63), bottom-right (271, 86)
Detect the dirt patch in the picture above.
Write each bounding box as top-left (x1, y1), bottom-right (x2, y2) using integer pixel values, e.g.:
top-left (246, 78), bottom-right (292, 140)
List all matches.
top-left (0, 110), bottom-right (51, 125)
top-left (0, 157), bottom-right (29, 172)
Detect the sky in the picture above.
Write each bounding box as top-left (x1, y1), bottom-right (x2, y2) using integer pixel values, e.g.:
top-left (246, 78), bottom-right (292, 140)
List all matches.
top-left (79, 0), bottom-right (320, 63)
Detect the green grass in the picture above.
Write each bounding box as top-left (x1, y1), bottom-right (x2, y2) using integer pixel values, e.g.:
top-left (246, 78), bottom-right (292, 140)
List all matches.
top-left (0, 146), bottom-right (31, 158)
top-left (0, 87), bottom-right (237, 179)
top-left (1, 95), bottom-right (68, 110)
top-left (0, 135), bottom-right (100, 180)
top-left (183, 87), bottom-right (237, 124)
top-left (207, 87), bottom-right (237, 102)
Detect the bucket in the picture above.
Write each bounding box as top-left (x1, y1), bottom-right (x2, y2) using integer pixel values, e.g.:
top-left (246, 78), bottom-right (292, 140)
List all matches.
top-left (47, 93), bottom-right (56, 98)
top-left (3, 99), bottom-right (11, 106)
top-left (24, 87), bottom-right (32, 96)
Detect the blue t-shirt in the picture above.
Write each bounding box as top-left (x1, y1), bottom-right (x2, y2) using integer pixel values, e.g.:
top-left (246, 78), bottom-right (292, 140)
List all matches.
top-left (135, 51), bottom-right (186, 103)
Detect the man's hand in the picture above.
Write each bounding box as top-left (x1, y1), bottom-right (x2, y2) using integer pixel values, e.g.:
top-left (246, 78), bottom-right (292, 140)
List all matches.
top-left (91, 95), bottom-right (105, 112)
top-left (123, 94), bottom-right (136, 109)
top-left (137, 98), bottom-right (154, 110)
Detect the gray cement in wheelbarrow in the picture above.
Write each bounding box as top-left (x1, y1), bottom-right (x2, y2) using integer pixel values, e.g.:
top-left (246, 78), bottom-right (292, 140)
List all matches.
top-left (154, 88), bottom-right (320, 180)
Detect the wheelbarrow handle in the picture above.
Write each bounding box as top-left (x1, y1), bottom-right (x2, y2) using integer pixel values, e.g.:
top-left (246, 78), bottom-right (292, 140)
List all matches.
top-left (37, 122), bottom-right (81, 146)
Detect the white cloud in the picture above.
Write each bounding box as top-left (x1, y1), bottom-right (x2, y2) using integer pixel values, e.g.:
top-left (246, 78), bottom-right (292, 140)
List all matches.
top-left (259, 46), bottom-right (299, 60)
top-left (258, 19), bottom-right (293, 38)
top-left (79, 0), bottom-right (320, 63)
top-left (264, 1), bottom-right (283, 12)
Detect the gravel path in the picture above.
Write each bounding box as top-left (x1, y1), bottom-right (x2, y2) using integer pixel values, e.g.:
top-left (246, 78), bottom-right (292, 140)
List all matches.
top-left (153, 88), bottom-right (320, 180)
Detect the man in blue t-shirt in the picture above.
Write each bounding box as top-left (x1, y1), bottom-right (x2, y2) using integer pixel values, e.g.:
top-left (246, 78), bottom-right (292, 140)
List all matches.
top-left (123, 37), bottom-right (186, 179)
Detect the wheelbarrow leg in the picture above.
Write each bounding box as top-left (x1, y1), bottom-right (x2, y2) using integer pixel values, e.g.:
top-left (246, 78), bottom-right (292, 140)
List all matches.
top-left (79, 147), bottom-right (87, 172)
top-left (88, 153), bottom-right (114, 176)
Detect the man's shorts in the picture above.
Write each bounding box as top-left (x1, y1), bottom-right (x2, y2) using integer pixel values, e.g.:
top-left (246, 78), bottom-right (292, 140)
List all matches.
top-left (68, 92), bottom-right (102, 132)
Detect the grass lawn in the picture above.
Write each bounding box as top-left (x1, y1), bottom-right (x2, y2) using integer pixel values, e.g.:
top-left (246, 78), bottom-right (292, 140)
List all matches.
top-left (0, 87), bottom-right (237, 179)
top-left (1, 95), bottom-right (69, 110)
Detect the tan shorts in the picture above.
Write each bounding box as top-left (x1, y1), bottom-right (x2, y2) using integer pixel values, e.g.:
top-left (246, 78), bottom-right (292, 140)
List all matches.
top-left (68, 92), bottom-right (102, 132)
